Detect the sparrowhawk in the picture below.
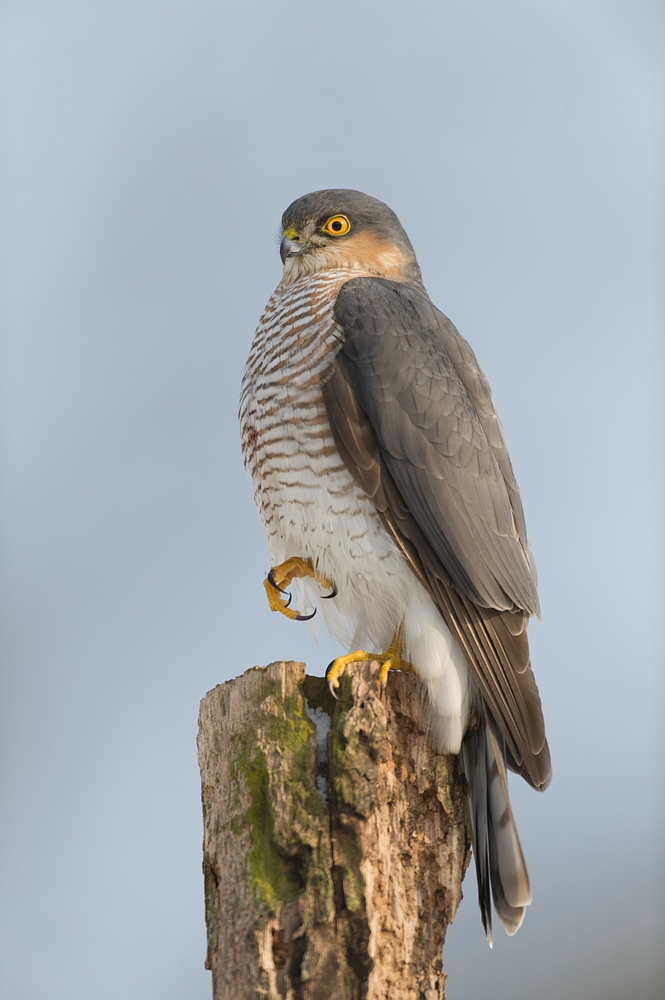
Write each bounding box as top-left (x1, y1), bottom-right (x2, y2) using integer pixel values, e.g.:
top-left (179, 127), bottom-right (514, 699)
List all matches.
top-left (239, 189), bottom-right (551, 942)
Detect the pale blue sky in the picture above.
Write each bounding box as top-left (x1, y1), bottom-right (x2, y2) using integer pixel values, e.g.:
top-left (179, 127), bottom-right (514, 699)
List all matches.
top-left (1, 2), bottom-right (663, 998)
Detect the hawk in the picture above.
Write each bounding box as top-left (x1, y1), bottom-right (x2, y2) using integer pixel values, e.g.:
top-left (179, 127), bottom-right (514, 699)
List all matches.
top-left (239, 189), bottom-right (551, 943)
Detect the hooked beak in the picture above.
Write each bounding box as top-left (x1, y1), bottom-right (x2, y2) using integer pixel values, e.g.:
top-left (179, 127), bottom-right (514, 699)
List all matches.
top-left (280, 234), bottom-right (302, 264)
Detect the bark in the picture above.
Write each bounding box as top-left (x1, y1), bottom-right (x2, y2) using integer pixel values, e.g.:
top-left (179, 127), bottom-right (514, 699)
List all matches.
top-left (198, 660), bottom-right (470, 1000)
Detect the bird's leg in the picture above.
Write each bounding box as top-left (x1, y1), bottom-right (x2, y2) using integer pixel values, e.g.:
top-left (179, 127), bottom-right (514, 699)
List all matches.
top-left (326, 623), bottom-right (414, 698)
top-left (263, 556), bottom-right (336, 622)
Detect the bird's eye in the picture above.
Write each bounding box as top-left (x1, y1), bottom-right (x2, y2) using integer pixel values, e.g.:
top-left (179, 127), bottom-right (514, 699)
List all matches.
top-left (322, 215), bottom-right (351, 236)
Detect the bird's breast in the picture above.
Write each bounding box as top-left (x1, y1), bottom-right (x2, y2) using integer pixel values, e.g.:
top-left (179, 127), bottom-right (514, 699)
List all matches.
top-left (239, 270), bottom-right (352, 485)
top-left (238, 268), bottom-right (428, 650)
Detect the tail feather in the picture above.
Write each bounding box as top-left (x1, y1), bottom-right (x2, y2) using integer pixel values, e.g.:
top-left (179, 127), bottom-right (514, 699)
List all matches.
top-left (461, 710), bottom-right (531, 945)
top-left (462, 722), bottom-right (493, 941)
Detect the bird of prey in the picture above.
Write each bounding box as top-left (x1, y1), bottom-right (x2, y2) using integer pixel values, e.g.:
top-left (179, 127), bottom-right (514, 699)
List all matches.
top-left (239, 189), bottom-right (551, 943)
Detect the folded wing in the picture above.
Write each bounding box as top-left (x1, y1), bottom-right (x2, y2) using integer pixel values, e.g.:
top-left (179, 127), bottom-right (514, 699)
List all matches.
top-left (322, 277), bottom-right (550, 790)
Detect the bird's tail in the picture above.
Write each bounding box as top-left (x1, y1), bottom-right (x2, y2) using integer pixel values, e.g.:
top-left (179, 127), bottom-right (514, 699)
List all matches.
top-left (461, 710), bottom-right (532, 945)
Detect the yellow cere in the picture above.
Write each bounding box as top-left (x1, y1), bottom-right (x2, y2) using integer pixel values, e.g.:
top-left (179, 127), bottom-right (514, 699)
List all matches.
top-left (322, 214), bottom-right (351, 236)
top-left (283, 226), bottom-right (300, 241)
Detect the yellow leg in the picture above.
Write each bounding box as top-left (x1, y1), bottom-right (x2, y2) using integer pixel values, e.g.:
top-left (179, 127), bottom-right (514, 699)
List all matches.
top-left (326, 624), bottom-right (414, 697)
top-left (264, 557), bottom-right (336, 622)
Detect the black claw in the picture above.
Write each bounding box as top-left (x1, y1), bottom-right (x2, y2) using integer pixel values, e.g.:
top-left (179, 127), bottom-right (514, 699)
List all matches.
top-left (285, 592), bottom-right (292, 608)
top-left (295, 608), bottom-right (317, 622)
top-left (321, 583), bottom-right (338, 600)
top-left (325, 659), bottom-right (341, 700)
top-left (267, 569), bottom-right (288, 595)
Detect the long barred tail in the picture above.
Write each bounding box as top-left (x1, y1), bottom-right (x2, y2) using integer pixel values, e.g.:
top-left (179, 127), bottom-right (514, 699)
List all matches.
top-left (461, 709), bottom-right (532, 945)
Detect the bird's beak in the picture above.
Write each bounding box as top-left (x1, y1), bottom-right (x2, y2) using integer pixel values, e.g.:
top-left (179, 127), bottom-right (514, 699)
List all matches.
top-left (280, 235), bottom-right (302, 264)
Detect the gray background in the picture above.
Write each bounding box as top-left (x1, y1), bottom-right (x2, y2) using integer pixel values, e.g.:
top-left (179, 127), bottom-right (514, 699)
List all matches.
top-left (1, 2), bottom-right (663, 998)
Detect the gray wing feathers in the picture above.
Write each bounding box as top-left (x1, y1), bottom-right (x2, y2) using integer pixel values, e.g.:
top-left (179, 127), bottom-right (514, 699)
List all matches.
top-left (324, 276), bottom-right (551, 791)
top-left (419, 296), bottom-right (531, 548)
top-left (333, 278), bottom-right (540, 616)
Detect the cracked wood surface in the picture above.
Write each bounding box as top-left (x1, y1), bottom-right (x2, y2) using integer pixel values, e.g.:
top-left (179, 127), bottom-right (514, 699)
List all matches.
top-left (198, 660), bottom-right (470, 1000)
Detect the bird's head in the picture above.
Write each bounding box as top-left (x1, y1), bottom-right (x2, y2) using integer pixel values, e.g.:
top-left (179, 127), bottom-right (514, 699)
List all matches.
top-left (279, 189), bottom-right (423, 286)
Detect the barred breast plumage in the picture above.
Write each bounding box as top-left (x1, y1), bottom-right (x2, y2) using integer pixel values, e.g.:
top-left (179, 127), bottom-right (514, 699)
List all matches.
top-left (240, 265), bottom-right (473, 755)
top-left (240, 268), bottom-right (417, 652)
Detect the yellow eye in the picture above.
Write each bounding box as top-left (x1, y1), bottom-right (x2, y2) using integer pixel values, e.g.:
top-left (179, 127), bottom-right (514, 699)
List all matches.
top-left (322, 214), bottom-right (351, 236)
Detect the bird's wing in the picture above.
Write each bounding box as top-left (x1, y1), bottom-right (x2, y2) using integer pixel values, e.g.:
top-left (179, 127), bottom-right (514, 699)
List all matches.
top-left (322, 277), bottom-right (550, 789)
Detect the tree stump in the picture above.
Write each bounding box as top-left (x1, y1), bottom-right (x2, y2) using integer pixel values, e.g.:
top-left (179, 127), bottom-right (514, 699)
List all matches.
top-left (198, 660), bottom-right (470, 1000)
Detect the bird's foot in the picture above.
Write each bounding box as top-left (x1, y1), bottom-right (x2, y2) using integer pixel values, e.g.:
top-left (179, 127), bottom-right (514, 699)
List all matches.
top-left (263, 557), bottom-right (336, 622)
top-left (326, 626), bottom-right (413, 699)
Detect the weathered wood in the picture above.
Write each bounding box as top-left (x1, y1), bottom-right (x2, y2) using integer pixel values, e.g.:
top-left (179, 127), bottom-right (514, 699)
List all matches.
top-left (198, 660), bottom-right (470, 1000)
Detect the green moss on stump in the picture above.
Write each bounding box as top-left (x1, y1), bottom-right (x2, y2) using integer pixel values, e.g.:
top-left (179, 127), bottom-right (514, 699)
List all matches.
top-left (247, 747), bottom-right (304, 910)
top-left (228, 670), bottom-right (329, 913)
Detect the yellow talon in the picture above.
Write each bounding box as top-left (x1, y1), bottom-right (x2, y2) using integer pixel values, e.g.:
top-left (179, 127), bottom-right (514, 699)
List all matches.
top-left (326, 649), bottom-right (375, 694)
top-left (377, 657), bottom-right (396, 686)
top-left (264, 557), bottom-right (335, 622)
top-left (263, 577), bottom-right (304, 620)
top-left (325, 626), bottom-right (414, 698)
